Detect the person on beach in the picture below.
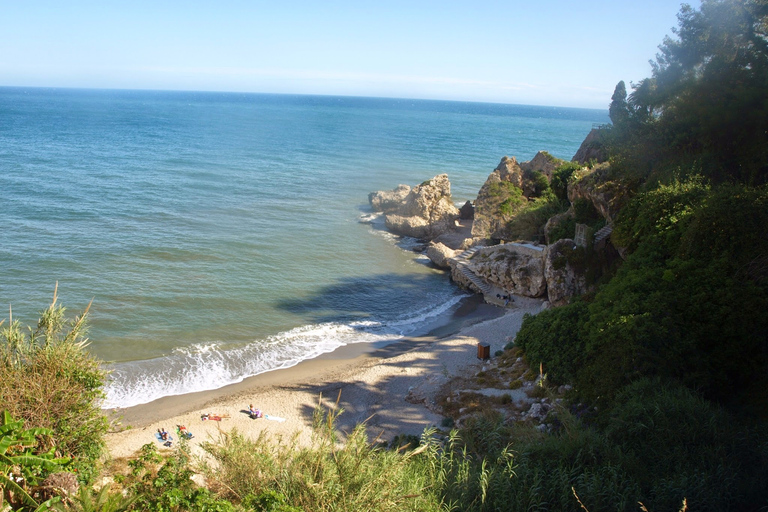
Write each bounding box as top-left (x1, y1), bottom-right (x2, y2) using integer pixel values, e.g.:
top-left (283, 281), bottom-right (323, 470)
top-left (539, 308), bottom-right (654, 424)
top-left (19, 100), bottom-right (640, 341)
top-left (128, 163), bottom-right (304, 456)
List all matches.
top-left (249, 404), bottom-right (263, 419)
top-left (177, 425), bottom-right (193, 439)
top-left (158, 427), bottom-right (169, 440)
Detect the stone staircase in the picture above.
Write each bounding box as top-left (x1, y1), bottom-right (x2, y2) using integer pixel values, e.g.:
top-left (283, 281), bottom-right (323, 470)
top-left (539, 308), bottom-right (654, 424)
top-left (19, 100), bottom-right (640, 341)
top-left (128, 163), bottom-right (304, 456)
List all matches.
top-left (593, 223), bottom-right (613, 244)
top-left (451, 247), bottom-right (495, 297)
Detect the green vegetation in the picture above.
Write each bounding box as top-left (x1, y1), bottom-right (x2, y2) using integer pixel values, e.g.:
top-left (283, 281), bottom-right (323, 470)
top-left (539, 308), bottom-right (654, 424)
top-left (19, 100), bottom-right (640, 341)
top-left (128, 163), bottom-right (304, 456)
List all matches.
top-left (0, 411), bottom-right (70, 511)
top-left (2, 2), bottom-right (768, 510)
top-left (0, 287), bottom-right (108, 482)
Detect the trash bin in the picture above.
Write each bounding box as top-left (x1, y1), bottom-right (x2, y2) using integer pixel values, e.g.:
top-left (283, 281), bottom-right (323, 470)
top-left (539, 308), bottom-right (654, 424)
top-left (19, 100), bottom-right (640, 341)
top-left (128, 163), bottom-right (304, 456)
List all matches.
top-left (477, 342), bottom-right (490, 360)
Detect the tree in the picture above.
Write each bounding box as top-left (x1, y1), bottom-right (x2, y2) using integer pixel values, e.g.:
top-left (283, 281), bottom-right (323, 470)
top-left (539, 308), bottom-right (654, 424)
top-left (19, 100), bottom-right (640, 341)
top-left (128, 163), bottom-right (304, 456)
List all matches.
top-left (608, 80), bottom-right (630, 128)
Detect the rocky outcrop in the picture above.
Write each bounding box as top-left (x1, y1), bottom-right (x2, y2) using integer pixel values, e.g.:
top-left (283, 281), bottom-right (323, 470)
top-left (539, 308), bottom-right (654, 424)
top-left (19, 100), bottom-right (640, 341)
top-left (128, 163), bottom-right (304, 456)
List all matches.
top-left (567, 163), bottom-right (628, 223)
top-left (371, 174), bottom-right (460, 240)
top-left (520, 151), bottom-right (564, 181)
top-left (471, 153), bottom-right (568, 240)
top-left (368, 184), bottom-right (411, 213)
top-left (426, 242), bottom-right (458, 269)
top-left (444, 240), bottom-right (593, 305)
top-left (572, 128), bottom-right (609, 165)
top-left (456, 243), bottom-right (547, 297)
top-left (471, 157), bottom-right (526, 240)
top-left (543, 239), bottom-right (590, 307)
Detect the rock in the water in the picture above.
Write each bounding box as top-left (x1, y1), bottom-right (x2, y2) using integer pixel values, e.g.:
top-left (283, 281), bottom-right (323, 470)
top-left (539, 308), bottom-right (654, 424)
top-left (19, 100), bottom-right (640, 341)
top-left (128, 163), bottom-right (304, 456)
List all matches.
top-left (381, 174), bottom-right (459, 239)
top-left (426, 242), bottom-right (458, 268)
top-left (368, 184), bottom-right (411, 213)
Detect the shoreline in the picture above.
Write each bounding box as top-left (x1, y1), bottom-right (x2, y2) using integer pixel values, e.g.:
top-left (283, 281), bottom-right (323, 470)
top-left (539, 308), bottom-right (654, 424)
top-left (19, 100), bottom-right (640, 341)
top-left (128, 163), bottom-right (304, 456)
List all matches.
top-left (105, 295), bottom-right (543, 459)
top-left (107, 293), bottom-right (500, 428)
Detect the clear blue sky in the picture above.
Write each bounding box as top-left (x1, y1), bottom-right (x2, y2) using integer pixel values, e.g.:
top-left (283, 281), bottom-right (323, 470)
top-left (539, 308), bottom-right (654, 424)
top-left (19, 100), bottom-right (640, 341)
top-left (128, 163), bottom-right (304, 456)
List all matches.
top-left (0, 1), bottom-right (691, 109)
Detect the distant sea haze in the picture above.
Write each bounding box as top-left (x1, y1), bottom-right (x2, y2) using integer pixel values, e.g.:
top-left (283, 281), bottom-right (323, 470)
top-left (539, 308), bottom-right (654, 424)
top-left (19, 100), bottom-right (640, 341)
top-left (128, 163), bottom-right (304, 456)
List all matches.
top-left (0, 87), bottom-right (609, 408)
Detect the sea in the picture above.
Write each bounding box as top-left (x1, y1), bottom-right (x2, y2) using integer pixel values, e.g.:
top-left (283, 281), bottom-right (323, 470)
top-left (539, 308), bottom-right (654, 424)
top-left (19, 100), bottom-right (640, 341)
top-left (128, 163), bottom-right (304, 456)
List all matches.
top-left (0, 87), bottom-right (608, 408)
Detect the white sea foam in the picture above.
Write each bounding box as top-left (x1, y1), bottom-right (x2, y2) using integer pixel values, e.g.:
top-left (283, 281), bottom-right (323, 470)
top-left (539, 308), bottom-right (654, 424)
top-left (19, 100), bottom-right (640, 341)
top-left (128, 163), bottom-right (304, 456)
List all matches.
top-left (102, 292), bottom-right (465, 409)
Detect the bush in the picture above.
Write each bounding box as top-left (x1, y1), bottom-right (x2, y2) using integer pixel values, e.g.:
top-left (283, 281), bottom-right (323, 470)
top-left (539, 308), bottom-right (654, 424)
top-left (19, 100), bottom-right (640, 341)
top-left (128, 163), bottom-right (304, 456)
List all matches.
top-left (604, 378), bottom-right (768, 511)
top-left (0, 288), bottom-right (108, 481)
top-left (505, 193), bottom-right (566, 242)
top-left (514, 301), bottom-right (590, 385)
top-left (551, 162), bottom-right (582, 202)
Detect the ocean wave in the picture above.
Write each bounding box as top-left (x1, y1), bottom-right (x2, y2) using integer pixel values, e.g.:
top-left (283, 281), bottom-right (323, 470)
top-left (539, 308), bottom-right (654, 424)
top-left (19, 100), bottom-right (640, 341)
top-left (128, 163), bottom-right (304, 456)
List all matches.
top-left (102, 292), bottom-right (465, 409)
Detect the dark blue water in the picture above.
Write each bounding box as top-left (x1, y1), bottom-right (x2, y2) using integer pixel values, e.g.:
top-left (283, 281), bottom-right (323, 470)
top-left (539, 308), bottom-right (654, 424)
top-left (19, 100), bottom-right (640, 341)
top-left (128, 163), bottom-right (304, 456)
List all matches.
top-left (0, 87), bottom-right (608, 407)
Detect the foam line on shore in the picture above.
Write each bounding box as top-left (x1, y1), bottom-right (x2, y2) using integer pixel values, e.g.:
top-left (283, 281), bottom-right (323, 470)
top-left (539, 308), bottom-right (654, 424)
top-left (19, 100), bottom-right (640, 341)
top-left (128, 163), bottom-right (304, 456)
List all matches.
top-left (103, 292), bottom-right (467, 409)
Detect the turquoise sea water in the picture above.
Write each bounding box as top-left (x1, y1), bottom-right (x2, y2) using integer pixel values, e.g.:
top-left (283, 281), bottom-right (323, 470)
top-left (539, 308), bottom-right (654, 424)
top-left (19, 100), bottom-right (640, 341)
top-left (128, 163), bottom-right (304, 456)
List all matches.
top-left (0, 87), bottom-right (608, 407)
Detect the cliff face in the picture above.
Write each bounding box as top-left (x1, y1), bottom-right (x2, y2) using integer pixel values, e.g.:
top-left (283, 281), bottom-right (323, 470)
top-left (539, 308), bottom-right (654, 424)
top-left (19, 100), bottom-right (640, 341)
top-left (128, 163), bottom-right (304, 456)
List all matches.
top-left (370, 174), bottom-right (459, 240)
top-left (572, 128), bottom-right (609, 165)
top-left (543, 239), bottom-right (590, 306)
top-left (567, 163), bottom-right (629, 224)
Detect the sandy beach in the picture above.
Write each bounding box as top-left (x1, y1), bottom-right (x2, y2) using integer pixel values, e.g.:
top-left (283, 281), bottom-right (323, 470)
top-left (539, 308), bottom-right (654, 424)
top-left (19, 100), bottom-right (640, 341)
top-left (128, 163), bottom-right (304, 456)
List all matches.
top-left (105, 296), bottom-right (543, 459)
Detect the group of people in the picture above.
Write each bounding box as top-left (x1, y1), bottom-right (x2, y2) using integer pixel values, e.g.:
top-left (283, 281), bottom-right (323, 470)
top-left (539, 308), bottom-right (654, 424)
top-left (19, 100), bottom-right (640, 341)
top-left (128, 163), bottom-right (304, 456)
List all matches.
top-left (157, 405), bottom-right (269, 446)
top-left (157, 425), bottom-right (193, 447)
top-left (495, 293), bottom-right (514, 306)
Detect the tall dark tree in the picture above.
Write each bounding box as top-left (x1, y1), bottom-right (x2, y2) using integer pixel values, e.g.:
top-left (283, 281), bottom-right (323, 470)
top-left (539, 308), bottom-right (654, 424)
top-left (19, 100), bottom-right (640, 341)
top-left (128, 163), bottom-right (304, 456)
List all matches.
top-left (608, 80), bottom-right (630, 128)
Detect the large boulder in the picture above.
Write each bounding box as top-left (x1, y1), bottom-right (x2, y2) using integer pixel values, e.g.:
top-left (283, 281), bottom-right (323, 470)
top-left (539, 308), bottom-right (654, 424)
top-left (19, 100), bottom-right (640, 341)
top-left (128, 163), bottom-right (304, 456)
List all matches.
top-left (543, 239), bottom-right (590, 307)
top-left (382, 174), bottom-right (459, 239)
top-left (457, 243), bottom-right (547, 297)
top-left (368, 184), bottom-right (411, 213)
top-left (426, 242), bottom-right (458, 269)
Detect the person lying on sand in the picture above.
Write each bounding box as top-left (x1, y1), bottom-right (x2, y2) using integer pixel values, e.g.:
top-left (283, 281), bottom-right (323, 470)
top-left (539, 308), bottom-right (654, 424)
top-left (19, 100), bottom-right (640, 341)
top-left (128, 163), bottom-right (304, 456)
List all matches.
top-left (158, 427), bottom-right (169, 440)
top-left (177, 425), bottom-right (193, 439)
top-left (249, 404), bottom-right (263, 419)
top-left (201, 412), bottom-right (229, 421)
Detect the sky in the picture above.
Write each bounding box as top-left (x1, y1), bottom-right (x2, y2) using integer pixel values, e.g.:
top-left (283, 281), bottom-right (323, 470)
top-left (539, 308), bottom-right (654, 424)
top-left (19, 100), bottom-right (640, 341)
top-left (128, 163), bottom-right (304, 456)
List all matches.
top-left (0, 0), bottom-right (692, 109)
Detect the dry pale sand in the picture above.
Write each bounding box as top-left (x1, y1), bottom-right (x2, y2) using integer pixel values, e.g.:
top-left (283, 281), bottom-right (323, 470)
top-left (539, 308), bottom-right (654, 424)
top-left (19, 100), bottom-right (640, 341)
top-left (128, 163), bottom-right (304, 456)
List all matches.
top-left (104, 298), bottom-right (543, 460)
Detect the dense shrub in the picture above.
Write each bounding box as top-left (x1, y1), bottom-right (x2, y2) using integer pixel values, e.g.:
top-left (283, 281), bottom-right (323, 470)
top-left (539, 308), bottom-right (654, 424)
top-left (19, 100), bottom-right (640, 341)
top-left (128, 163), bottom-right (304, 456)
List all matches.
top-left (550, 162), bottom-right (582, 203)
top-left (504, 193), bottom-right (566, 242)
top-left (514, 300), bottom-right (589, 385)
top-left (604, 378), bottom-right (768, 511)
top-left (0, 289), bottom-right (108, 480)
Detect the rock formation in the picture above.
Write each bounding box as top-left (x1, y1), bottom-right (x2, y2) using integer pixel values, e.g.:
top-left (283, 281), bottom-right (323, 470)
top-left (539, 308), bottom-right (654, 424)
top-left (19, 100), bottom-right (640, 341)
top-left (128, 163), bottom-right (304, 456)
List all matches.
top-left (572, 128), bottom-right (609, 165)
top-left (368, 184), bottom-right (411, 213)
top-left (369, 174), bottom-right (460, 240)
top-left (452, 243), bottom-right (548, 298)
top-left (520, 151), bottom-right (564, 181)
top-left (567, 163), bottom-right (628, 223)
top-left (471, 157), bottom-right (526, 240)
top-left (471, 153), bottom-right (566, 240)
top-left (543, 239), bottom-right (590, 307)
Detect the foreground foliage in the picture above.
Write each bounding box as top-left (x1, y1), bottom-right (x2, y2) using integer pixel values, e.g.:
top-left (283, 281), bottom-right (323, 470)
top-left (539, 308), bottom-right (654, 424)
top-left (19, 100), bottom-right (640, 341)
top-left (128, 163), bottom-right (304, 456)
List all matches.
top-left (0, 286), bottom-right (108, 482)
